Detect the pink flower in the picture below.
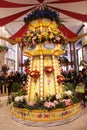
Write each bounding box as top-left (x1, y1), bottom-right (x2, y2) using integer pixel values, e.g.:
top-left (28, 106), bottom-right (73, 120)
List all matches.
top-left (56, 37), bottom-right (61, 41)
top-left (32, 40), bottom-right (36, 45)
top-left (54, 100), bottom-right (58, 105)
top-left (44, 102), bottom-right (50, 108)
top-left (64, 99), bottom-right (71, 106)
top-left (44, 102), bottom-right (56, 108)
top-left (28, 102), bottom-right (34, 106)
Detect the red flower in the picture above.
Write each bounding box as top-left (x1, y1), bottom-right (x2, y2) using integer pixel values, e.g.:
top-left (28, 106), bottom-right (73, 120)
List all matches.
top-left (44, 66), bottom-right (54, 75)
top-left (25, 66), bottom-right (30, 74)
top-left (57, 75), bottom-right (65, 84)
top-left (29, 70), bottom-right (40, 81)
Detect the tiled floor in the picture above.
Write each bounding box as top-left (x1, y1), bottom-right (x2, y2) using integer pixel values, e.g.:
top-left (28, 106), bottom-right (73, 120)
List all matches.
top-left (0, 96), bottom-right (87, 130)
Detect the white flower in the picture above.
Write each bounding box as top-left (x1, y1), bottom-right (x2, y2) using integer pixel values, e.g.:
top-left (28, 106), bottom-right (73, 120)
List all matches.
top-left (20, 96), bottom-right (24, 101)
top-left (15, 96), bottom-right (20, 102)
top-left (56, 93), bottom-right (61, 99)
top-left (24, 95), bottom-right (29, 102)
top-left (15, 96), bottom-right (25, 102)
top-left (64, 90), bottom-right (72, 96)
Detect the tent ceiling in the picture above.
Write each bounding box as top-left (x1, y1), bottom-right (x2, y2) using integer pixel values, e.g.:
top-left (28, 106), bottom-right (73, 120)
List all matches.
top-left (0, 0), bottom-right (87, 36)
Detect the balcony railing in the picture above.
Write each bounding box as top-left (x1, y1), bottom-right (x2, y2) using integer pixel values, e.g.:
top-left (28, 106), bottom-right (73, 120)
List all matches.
top-left (0, 84), bottom-right (8, 96)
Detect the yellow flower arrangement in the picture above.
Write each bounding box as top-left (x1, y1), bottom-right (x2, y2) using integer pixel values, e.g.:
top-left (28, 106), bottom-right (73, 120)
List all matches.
top-left (22, 29), bottom-right (67, 47)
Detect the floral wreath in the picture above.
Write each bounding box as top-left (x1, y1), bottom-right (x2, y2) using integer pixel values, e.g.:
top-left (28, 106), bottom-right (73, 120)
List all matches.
top-left (29, 70), bottom-right (40, 82)
top-left (21, 30), bottom-right (67, 47)
top-left (57, 75), bottom-right (65, 84)
top-left (44, 66), bottom-right (54, 75)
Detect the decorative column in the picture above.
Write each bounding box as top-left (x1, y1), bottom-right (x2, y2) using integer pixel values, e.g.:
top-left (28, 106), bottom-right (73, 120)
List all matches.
top-left (15, 44), bottom-right (19, 71)
top-left (39, 55), bottom-right (44, 100)
top-left (52, 55), bottom-right (56, 94)
top-left (28, 57), bottom-right (32, 101)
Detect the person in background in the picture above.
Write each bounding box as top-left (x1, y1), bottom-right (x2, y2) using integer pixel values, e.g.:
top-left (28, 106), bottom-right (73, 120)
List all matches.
top-left (75, 70), bottom-right (86, 107)
top-left (82, 68), bottom-right (87, 92)
top-left (7, 71), bottom-right (14, 96)
top-left (67, 68), bottom-right (77, 88)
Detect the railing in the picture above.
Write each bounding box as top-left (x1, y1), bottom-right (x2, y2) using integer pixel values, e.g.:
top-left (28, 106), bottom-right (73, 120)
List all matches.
top-left (0, 84), bottom-right (8, 96)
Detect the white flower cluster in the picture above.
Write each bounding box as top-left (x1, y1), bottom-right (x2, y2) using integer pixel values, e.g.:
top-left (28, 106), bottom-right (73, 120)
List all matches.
top-left (63, 90), bottom-right (72, 96)
top-left (15, 95), bottom-right (28, 102)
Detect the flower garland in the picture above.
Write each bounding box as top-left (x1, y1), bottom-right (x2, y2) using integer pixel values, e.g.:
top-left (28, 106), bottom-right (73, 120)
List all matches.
top-left (22, 30), bottom-right (67, 46)
top-left (29, 70), bottom-right (40, 82)
top-left (57, 75), bottom-right (65, 84)
top-left (44, 66), bottom-right (54, 75)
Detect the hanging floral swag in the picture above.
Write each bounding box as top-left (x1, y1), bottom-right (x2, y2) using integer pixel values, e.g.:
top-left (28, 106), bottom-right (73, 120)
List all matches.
top-left (57, 75), bottom-right (65, 84)
top-left (29, 70), bottom-right (40, 82)
top-left (44, 66), bottom-right (54, 75)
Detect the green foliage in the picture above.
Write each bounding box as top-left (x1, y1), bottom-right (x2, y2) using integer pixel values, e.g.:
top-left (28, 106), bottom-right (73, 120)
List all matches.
top-left (56, 101), bottom-right (66, 109)
top-left (64, 83), bottom-right (75, 92)
top-left (11, 82), bottom-right (22, 92)
top-left (14, 98), bottom-right (27, 108)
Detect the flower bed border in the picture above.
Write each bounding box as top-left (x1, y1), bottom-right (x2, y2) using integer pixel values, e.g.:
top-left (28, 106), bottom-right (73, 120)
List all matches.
top-left (10, 102), bottom-right (81, 127)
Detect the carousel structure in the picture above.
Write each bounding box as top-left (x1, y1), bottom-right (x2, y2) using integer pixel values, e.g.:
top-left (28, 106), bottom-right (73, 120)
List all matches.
top-left (10, 6), bottom-right (81, 126)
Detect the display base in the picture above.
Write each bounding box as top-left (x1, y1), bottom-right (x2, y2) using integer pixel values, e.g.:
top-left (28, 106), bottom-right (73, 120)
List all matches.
top-left (10, 103), bottom-right (81, 127)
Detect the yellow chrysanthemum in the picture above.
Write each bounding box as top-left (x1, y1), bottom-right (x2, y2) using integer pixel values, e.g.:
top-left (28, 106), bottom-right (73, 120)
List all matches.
top-left (42, 32), bottom-right (48, 37)
top-left (38, 34), bottom-right (42, 40)
top-left (49, 33), bottom-right (54, 39)
top-left (53, 30), bottom-right (59, 35)
top-left (26, 32), bottom-right (31, 37)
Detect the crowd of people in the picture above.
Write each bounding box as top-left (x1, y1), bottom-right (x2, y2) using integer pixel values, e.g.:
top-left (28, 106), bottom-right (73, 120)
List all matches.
top-left (61, 68), bottom-right (87, 107)
top-left (0, 71), bottom-right (27, 96)
top-left (0, 67), bottom-right (87, 107)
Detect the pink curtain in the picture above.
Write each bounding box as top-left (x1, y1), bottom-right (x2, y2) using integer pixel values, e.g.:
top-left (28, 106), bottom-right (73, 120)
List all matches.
top-left (9, 24), bottom-right (28, 40)
top-left (59, 24), bottom-right (77, 38)
top-left (47, 5), bottom-right (87, 22)
top-left (0, 6), bottom-right (37, 26)
top-left (0, 0), bottom-right (36, 8)
top-left (46, 0), bottom-right (87, 4)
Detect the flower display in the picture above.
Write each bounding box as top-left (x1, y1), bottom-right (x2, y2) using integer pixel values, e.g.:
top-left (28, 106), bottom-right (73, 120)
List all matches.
top-left (0, 45), bottom-right (8, 52)
top-left (57, 75), bottom-right (65, 84)
top-left (64, 90), bottom-right (72, 96)
top-left (22, 29), bottom-right (67, 47)
top-left (29, 70), bottom-right (40, 82)
top-left (44, 66), bottom-right (54, 75)
top-left (9, 88), bottom-right (79, 111)
top-left (19, 6), bottom-right (67, 47)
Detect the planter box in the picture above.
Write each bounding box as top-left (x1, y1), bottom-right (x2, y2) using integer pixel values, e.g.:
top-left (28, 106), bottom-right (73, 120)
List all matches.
top-left (10, 102), bottom-right (81, 126)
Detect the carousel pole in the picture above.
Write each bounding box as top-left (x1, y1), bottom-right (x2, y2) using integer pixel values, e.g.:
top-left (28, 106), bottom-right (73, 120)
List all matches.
top-left (20, 43), bottom-right (23, 74)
